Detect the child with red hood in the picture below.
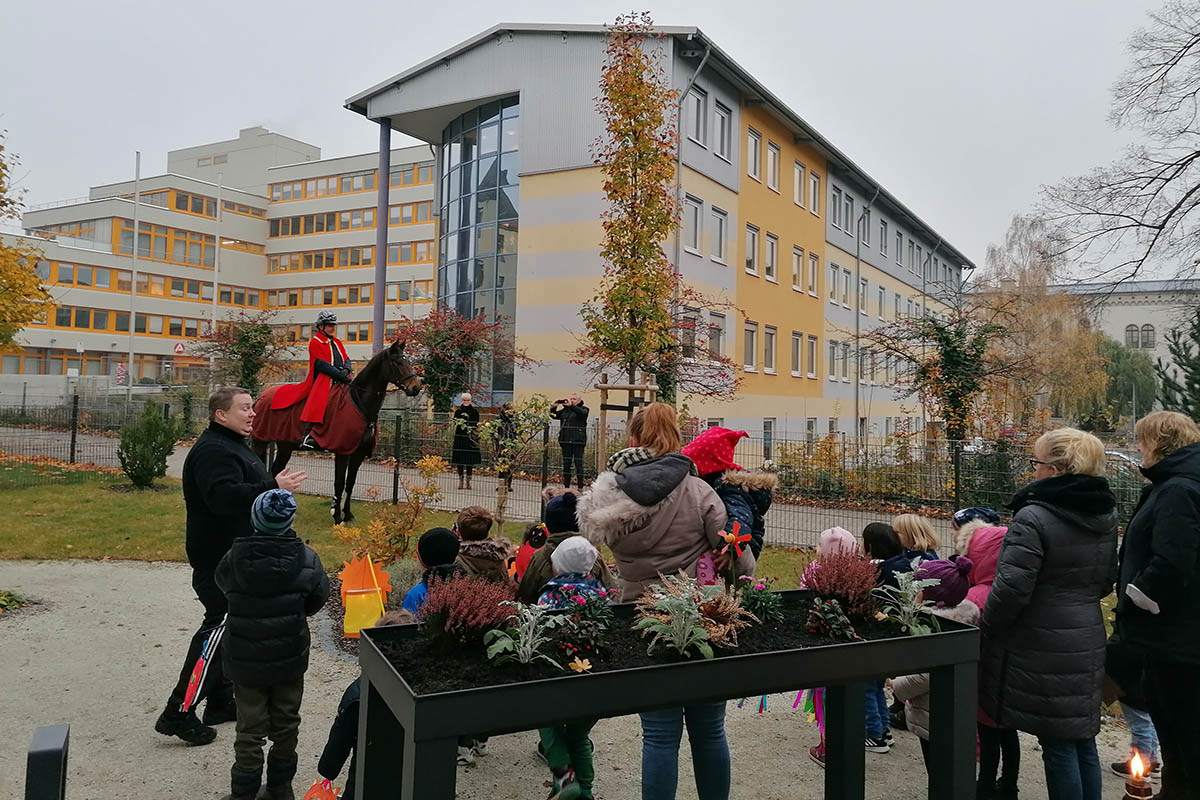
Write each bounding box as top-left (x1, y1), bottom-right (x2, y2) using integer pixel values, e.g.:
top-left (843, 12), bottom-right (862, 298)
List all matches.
top-left (681, 427), bottom-right (777, 578)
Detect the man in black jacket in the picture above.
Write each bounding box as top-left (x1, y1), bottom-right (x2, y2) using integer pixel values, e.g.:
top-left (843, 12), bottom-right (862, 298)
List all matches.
top-left (155, 386), bottom-right (307, 746)
top-left (551, 393), bottom-right (589, 489)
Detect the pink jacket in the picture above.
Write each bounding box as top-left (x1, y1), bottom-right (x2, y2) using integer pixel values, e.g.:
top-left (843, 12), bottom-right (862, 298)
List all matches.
top-left (962, 524), bottom-right (1008, 726)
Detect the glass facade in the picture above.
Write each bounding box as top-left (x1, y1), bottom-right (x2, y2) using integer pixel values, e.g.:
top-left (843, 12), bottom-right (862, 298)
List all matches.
top-left (439, 96), bottom-right (520, 401)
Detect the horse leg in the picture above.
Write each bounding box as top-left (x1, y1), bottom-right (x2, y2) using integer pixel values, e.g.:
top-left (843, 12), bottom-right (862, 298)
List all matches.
top-left (331, 454), bottom-right (346, 525)
top-left (270, 444), bottom-right (294, 477)
top-left (342, 449), bottom-right (368, 523)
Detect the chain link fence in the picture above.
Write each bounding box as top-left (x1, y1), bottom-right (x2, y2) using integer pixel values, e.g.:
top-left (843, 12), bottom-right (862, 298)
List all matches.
top-left (0, 395), bottom-right (1146, 548)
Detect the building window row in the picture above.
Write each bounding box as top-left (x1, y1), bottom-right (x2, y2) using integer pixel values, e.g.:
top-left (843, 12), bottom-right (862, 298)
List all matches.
top-left (268, 284), bottom-right (374, 309)
top-left (683, 88), bottom-right (734, 162)
top-left (1126, 324), bottom-right (1156, 349)
top-left (743, 321), bottom-right (820, 379)
top-left (269, 208), bottom-right (376, 238)
top-left (269, 246), bottom-right (374, 273)
top-left (33, 304), bottom-right (209, 338)
top-left (271, 169), bottom-right (377, 202)
top-left (223, 200), bottom-right (267, 219)
top-left (277, 322), bottom-right (371, 344)
top-left (388, 201), bottom-right (434, 226)
top-left (117, 220), bottom-right (216, 268)
top-left (39, 261), bottom-right (259, 307)
top-left (391, 162), bottom-right (436, 188)
top-left (174, 190), bottom-right (218, 218)
top-left (34, 220), bottom-right (100, 241)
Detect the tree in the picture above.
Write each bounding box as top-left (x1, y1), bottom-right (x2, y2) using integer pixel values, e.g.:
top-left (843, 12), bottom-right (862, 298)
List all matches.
top-left (1044, 1), bottom-right (1200, 281)
top-left (191, 309), bottom-right (296, 395)
top-left (0, 133), bottom-right (51, 346)
top-left (1157, 306), bottom-right (1200, 419)
top-left (1086, 335), bottom-right (1158, 427)
top-left (474, 394), bottom-right (554, 535)
top-left (117, 403), bottom-right (184, 489)
top-left (396, 306), bottom-right (536, 413)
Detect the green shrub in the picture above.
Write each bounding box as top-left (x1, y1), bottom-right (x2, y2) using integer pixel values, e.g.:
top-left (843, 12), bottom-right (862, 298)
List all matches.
top-left (117, 405), bottom-right (183, 488)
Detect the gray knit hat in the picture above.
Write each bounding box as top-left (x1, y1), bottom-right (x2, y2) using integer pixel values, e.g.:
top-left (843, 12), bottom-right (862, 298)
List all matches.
top-left (251, 489), bottom-right (297, 534)
top-left (551, 536), bottom-right (598, 576)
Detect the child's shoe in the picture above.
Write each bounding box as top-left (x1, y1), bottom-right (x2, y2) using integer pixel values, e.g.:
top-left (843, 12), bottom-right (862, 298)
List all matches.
top-left (882, 728), bottom-right (894, 746)
top-left (546, 767), bottom-right (578, 800)
top-left (457, 745), bottom-right (475, 766)
top-left (471, 740), bottom-right (489, 758)
top-left (808, 744), bottom-right (826, 768)
top-left (222, 767), bottom-right (261, 800)
top-left (864, 735), bottom-right (891, 753)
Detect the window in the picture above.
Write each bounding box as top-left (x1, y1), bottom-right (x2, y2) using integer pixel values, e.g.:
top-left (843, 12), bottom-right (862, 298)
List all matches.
top-left (684, 196), bottom-right (702, 252)
top-left (681, 308), bottom-right (700, 358)
top-left (686, 89), bottom-right (707, 145)
top-left (907, 299), bottom-right (914, 318)
top-left (807, 336), bottom-right (818, 378)
top-left (707, 418), bottom-right (725, 429)
top-left (896, 231), bottom-right (904, 264)
top-left (828, 340), bottom-right (838, 378)
top-left (709, 313), bottom-right (725, 356)
top-left (744, 322), bottom-right (758, 371)
top-left (809, 253), bottom-right (819, 294)
top-left (806, 418), bottom-right (818, 442)
top-left (862, 208), bottom-right (870, 245)
top-left (831, 187), bottom-right (843, 229)
top-left (763, 418), bottom-right (775, 460)
top-left (828, 418), bottom-right (838, 435)
top-left (791, 332), bottom-right (803, 376)
top-left (711, 208), bottom-right (728, 262)
top-left (792, 246), bottom-right (804, 289)
top-left (859, 278), bottom-right (868, 314)
top-left (878, 286), bottom-right (886, 318)
top-left (842, 342), bottom-right (851, 380)
top-left (714, 103), bottom-right (732, 160)
top-left (829, 264), bottom-right (839, 301)
top-left (766, 143), bottom-right (780, 191)
top-left (810, 173), bottom-right (820, 216)
top-left (745, 225), bottom-right (759, 274)
top-left (1126, 324), bottom-right (1139, 347)
top-left (845, 195), bottom-right (854, 237)
top-left (895, 293), bottom-right (902, 319)
top-left (764, 234), bottom-right (778, 280)
top-left (908, 240), bottom-right (916, 273)
top-left (763, 326), bottom-right (776, 372)
top-left (1141, 324), bottom-right (1156, 349)
top-left (915, 245), bottom-right (923, 276)
top-left (793, 162), bottom-right (806, 206)
top-left (842, 269), bottom-right (851, 306)
top-left (880, 219), bottom-right (888, 255)
top-left (747, 129), bottom-right (761, 180)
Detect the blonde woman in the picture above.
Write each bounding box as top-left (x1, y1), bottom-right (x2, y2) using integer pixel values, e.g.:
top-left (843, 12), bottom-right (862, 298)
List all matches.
top-left (1115, 411), bottom-right (1200, 798)
top-left (892, 513), bottom-right (941, 569)
top-left (980, 428), bottom-right (1117, 800)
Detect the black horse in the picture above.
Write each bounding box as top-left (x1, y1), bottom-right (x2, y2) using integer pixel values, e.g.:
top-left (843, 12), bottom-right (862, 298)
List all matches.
top-left (251, 340), bottom-right (422, 524)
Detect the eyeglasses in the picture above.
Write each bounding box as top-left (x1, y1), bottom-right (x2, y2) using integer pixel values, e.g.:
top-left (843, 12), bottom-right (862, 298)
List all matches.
top-left (1029, 458), bottom-right (1051, 467)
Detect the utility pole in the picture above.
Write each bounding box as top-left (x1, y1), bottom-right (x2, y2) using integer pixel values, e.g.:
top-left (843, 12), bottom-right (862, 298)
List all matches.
top-left (210, 172), bottom-right (222, 389)
top-left (125, 152), bottom-right (141, 404)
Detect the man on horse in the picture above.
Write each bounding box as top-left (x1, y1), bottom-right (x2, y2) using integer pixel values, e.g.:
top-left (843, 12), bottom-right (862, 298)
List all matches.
top-left (271, 310), bottom-right (352, 450)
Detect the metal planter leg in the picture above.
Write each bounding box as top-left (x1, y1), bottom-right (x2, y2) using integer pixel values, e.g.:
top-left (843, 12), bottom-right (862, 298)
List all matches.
top-left (825, 683), bottom-right (866, 800)
top-left (399, 731), bottom-right (457, 799)
top-left (356, 679), bottom-right (403, 800)
top-left (928, 661), bottom-right (976, 800)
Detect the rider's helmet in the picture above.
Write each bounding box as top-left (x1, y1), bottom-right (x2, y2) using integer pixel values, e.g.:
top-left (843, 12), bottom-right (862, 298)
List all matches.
top-left (315, 310), bottom-right (338, 329)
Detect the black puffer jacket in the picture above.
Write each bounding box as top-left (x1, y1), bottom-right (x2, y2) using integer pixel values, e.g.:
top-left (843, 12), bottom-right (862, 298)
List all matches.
top-left (706, 470), bottom-right (776, 559)
top-left (1116, 442), bottom-right (1200, 665)
top-left (215, 532), bottom-right (329, 687)
top-left (980, 474), bottom-right (1118, 739)
top-left (552, 403), bottom-right (589, 445)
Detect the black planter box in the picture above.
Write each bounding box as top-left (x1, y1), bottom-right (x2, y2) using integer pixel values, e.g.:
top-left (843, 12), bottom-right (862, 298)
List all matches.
top-left (356, 590), bottom-right (980, 800)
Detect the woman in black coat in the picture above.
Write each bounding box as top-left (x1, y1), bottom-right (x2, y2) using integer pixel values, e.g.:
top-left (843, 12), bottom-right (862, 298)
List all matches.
top-left (980, 427), bottom-right (1117, 800)
top-left (450, 392), bottom-right (481, 490)
top-left (1115, 411), bottom-right (1200, 798)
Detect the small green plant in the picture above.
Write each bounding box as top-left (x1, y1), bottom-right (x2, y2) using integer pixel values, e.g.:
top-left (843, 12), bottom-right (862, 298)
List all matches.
top-left (875, 572), bottom-right (942, 636)
top-left (556, 590), bottom-right (617, 660)
top-left (634, 573), bottom-right (717, 659)
top-left (0, 589), bottom-right (27, 612)
top-left (117, 404), bottom-right (184, 489)
top-left (485, 601), bottom-right (574, 669)
top-left (736, 575), bottom-right (784, 625)
top-left (806, 597), bottom-right (862, 642)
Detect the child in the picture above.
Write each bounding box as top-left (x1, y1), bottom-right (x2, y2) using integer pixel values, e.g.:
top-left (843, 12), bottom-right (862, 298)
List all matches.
top-left (862, 522), bottom-right (912, 590)
top-left (454, 505), bottom-right (513, 585)
top-left (401, 528), bottom-right (464, 615)
top-left (518, 490), bottom-right (616, 604)
top-left (891, 557), bottom-right (980, 788)
top-left (950, 507), bottom-right (1001, 557)
top-left (536, 537), bottom-right (607, 800)
top-left (215, 489), bottom-right (330, 800)
top-left (680, 426), bottom-right (777, 572)
top-left (316, 610), bottom-right (413, 800)
top-left (509, 520), bottom-right (549, 583)
top-left (892, 513), bottom-right (941, 569)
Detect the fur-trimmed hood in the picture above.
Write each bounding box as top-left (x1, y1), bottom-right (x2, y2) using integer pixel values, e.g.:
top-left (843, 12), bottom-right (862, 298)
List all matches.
top-left (718, 470), bottom-right (778, 492)
top-left (931, 599), bottom-right (981, 627)
top-left (455, 537), bottom-right (514, 586)
top-left (458, 538), bottom-right (512, 561)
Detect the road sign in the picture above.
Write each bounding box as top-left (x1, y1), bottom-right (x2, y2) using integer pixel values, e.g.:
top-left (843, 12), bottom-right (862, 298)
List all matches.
top-left (173, 342), bottom-right (185, 354)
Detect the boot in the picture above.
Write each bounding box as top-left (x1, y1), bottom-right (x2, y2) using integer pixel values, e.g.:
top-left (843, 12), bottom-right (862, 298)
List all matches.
top-left (155, 704), bottom-right (217, 746)
top-left (222, 766), bottom-right (261, 800)
top-left (976, 778), bottom-right (996, 800)
top-left (994, 777), bottom-right (1019, 800)
top-left (465, 476), bottom-right (472, 490)
top-left (458, 475), bottom-right (465, 490)
top-left (258, 755), bottom-right (297, 800)
top-left (202, 695), bottom-right (237, 726)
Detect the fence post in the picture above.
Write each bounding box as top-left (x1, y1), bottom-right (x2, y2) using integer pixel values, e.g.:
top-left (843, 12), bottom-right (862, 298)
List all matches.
top-left (162, 402), bottom-right (170, 421)
top-left (26, 724), bottom-right (70, 800)
top-left (68, 394), bottom-right (79, 465)
top-left (539, 422), bottom-right (550, 521)
top-left (21, 382), bottom-right (27, 415)
top-left (952, 441), bottom-right (962, 512)
top-left (392, 415), bottom-right (401, 505)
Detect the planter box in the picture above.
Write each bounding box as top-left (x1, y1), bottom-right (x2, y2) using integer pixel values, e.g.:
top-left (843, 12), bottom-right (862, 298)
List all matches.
top-left (356, 591), bottom-right (980, 800)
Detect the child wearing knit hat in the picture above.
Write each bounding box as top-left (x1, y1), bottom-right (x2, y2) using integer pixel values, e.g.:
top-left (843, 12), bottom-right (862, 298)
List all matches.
top-left (400, 528), bottom-right (466, 616)
top-left (516, 489), bottom-right (617, 604)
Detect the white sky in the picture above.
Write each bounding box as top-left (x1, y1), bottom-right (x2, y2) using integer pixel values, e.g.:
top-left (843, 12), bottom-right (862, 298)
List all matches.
top-left (2, 0), bottom-right (1159, 266)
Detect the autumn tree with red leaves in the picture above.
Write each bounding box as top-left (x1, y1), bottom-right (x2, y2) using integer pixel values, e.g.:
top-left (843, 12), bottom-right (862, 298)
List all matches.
top-left (191, 309), bottom-right (296, 395)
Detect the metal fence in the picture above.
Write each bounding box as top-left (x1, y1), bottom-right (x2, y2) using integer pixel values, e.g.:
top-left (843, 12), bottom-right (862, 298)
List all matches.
top-left (0, 396), bottom-right (1146, 549)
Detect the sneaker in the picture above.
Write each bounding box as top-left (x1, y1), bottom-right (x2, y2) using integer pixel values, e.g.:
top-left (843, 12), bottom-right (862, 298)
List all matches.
top-left (202, 700), bottom-right (237, 726)
top-left (457, 746), bottom-right (475, 766)
top-left (865, 736), bottom-right (891, 754)
top-left (154, 707), bottom-right (217, 746)
top-left (808, 744), bottom-right (826, 768)
top-left (882, 728), bottom-right (895, 745)
top-left (471, 740), bottom-right (488, 758)
top-left (1110, 758), bottom-right (1161, 778)
top-left (546, 768), bottom-right (577, 800)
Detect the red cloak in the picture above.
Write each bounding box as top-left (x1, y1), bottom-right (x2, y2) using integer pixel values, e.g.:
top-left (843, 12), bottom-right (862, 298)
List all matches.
top-left (270, 331), bottom-right (350, 424)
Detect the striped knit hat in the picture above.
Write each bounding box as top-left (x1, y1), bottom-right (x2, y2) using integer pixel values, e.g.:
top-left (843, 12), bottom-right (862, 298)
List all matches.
top-left (251, 489), bottom-right (297, 535)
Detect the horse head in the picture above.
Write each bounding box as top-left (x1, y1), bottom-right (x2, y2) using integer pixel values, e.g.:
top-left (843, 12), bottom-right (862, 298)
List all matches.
top-left (385, 339), bottom-right (423, 396)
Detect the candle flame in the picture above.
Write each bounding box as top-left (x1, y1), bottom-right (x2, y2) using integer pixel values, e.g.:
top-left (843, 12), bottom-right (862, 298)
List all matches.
top-left (1130, 751), bottom-right (1145, 779)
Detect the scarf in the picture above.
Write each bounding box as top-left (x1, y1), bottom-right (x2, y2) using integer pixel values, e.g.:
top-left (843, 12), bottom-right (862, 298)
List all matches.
top-left (606, 446), bottom-right (654, 475)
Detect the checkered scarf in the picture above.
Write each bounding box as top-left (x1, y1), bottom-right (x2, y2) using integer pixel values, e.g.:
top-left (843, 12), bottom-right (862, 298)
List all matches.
top-left (606, 446), bottom-right (654, 474)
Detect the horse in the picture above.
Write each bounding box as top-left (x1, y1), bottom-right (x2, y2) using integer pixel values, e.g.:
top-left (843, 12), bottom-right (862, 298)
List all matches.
top-left (251, 340), bottom-right (422, 524)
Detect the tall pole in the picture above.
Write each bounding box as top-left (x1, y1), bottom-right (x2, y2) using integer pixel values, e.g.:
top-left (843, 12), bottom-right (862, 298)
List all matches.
top-left (854, 186), bottom-right (880, 440)
top-left (126, 151), bottom-right (141, 403)
top-left (372, 119), bottom-right (391, 353)
top-left (211, 172), bottom-right (222, 387)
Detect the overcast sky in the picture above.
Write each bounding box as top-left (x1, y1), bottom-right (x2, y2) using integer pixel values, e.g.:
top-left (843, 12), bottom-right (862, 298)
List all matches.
top-left (2, 0), bottom-right (1160, 266)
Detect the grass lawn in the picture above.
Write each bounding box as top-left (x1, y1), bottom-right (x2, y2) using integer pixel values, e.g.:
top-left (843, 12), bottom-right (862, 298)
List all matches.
top-left (0, 475), bottom-right (816, 588)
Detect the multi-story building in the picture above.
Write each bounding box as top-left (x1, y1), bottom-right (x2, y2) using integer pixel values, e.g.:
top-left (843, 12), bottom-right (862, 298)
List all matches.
top-left (345, 23), bottom-right (973, 433)
top-left (0, 128), bottom-right (436, 397)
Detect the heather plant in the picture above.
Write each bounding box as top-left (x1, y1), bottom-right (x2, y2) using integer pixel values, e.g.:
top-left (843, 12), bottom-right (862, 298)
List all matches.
top-left (736, 576), bottom-right (784, 625)
top-left (802, 551), bottom-right (880, 617)
top-left (875, 572), bottom-right (942, 636)
top-left (419, 575), bottom-right (515, 649)
top-left (485, 602), bottom-right (574, 670)
top-left (806, 597), bottom-right (862, 642)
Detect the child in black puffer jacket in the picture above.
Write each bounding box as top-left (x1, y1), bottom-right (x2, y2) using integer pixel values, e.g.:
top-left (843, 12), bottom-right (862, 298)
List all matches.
top-left (681, 427), bottom-right (777, 575)
top-left (215, 489), bottom-right (330, 800)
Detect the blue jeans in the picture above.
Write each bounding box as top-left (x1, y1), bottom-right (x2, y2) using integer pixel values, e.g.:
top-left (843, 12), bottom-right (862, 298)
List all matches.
top-left (639, 702), bottom-right (730, 800)
top-left (1038, 736), bottom-right (1101, 800)
top-left (1120, 702), bottom-right (1159, 762)
top-left (864, 681), bottom-right (889, 739)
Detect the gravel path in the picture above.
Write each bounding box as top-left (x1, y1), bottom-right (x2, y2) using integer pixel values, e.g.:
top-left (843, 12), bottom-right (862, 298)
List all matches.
top-left (1, 560), bottom-right (1132, 799)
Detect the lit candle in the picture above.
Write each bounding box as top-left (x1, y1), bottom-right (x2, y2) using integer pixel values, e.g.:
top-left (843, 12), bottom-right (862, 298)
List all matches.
top-left (1124, 752), bottom-right (1152, 800)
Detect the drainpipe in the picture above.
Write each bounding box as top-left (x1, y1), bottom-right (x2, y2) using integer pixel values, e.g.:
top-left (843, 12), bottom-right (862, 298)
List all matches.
top-left (920, 237), bottom-right (942, 437)
top-left (854, 186), bottom-right (881, 440)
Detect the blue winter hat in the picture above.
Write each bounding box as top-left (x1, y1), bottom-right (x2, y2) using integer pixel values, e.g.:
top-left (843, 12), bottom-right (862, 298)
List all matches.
top-left (251, 489), bottom-right (298, 534)
top-left (953, 507), bottom-right (1000, 528)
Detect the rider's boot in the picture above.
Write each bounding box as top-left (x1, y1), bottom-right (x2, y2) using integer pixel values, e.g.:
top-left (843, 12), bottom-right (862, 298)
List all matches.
top-left (298, 422), bottom-right (316, 451)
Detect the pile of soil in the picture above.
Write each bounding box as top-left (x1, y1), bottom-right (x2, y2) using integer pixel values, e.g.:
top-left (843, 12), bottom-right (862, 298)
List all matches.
top-left (375, 593), bottom-right (907, 695)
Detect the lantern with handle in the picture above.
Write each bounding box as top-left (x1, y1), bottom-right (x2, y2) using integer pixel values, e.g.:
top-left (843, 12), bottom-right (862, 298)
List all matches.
top-left (1123, 751), bottom-right (1152, 800)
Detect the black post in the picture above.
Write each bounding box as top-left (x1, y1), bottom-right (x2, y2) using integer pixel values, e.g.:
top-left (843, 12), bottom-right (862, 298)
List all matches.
top-left (392, 415), bottom-right (401, 505)
top-left (952, 440), bottom-right (962, 512)
top-left (928, 661), bottom-right (977, 800)
top-left (21, 381), bottom-right (27, 415)
top-left (26, 724), bottom-right (70, 800)
top-left (357, 679), bottom-right (404, 800)
top-left (824, 683), bottom-right (866, 800)
top-left (68, 394), bottom-right (79, 465)
top-left (539, 422), bottom-right (550, 521)
top-left (163, 402), bottom-right (170, 421)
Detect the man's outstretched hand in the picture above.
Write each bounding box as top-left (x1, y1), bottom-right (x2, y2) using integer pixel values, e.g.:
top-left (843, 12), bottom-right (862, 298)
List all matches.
top-left (276, 468), bottom-right (307, 493)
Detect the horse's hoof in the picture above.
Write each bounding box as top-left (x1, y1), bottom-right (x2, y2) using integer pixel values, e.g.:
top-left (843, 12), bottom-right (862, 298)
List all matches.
top-left (343, 511), bottom-right (356, 523)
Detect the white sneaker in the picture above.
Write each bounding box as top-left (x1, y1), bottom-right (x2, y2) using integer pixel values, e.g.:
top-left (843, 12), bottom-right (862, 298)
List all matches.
top-left (457, 746), bottom-right (475, 766)
top-left (472, 741), bottom-right (489, 757)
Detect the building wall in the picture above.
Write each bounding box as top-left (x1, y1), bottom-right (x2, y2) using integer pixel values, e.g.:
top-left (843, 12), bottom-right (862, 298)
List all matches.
top-left (168, 126), bottom-right (321, 196)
